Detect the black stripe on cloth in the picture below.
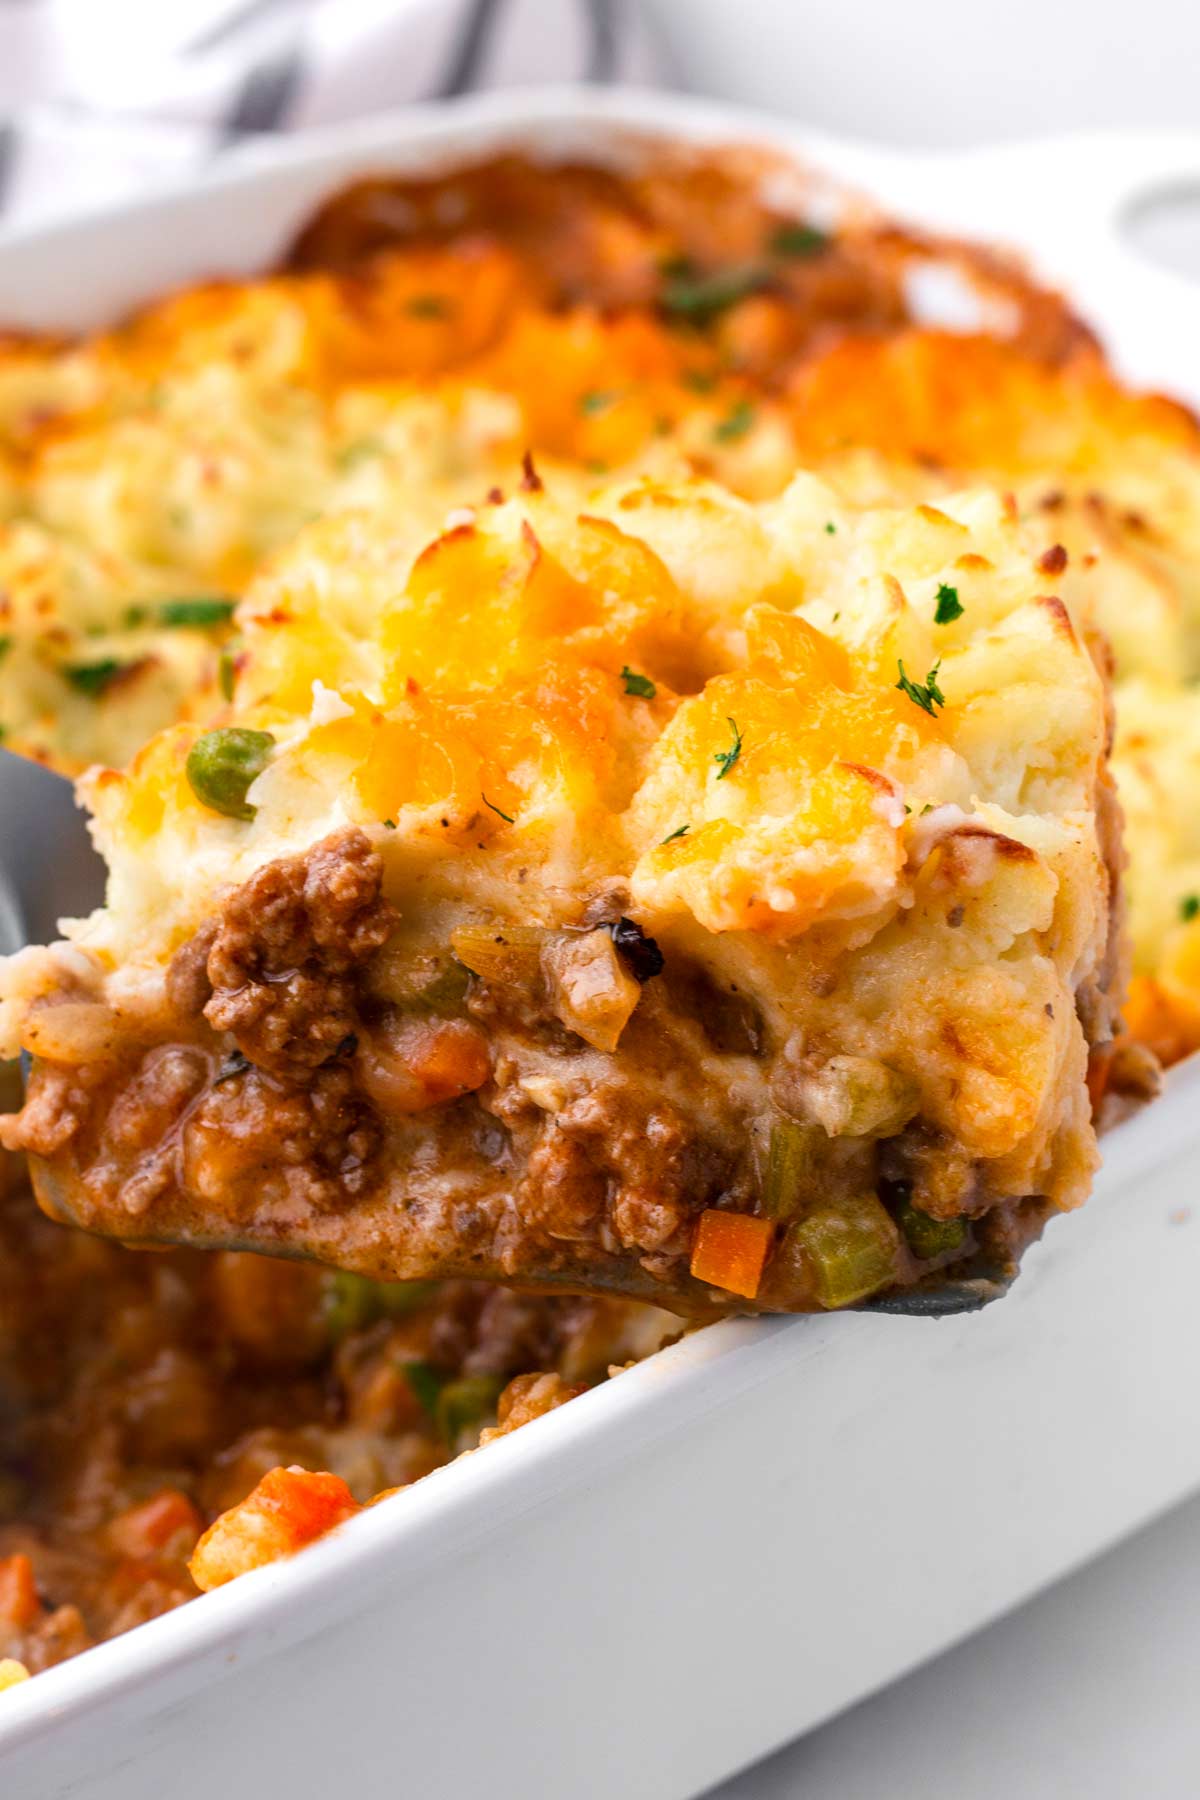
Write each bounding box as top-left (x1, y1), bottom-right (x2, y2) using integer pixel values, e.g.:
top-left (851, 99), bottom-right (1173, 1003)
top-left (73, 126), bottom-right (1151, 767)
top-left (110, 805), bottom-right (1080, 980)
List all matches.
top-left (222, 43), bottom-right (305, 136)
top-left (584, 0), bottom-right (618, 82)
top-left (0, 121), bottom-right (18, 215)
top-left (436, 0), bottom-right (507, 98)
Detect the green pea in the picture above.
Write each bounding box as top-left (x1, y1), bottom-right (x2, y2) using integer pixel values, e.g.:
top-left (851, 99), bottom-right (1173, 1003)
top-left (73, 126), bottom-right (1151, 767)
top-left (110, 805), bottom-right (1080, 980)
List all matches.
top-left (185, 727), bottom-right (275, 820)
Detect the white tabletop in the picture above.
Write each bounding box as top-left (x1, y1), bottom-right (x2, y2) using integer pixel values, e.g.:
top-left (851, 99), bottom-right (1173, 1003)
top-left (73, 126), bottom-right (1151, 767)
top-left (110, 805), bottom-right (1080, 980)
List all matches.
top-left (715, 1486), bottom-right (1200, 1797)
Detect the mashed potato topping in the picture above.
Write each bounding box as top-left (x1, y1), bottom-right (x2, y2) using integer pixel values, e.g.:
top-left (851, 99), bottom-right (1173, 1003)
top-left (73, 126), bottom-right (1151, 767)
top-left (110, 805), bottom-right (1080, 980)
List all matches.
top-left (0, 466), bottom-right (1118, 1312)
top-left (1, 172), bottom-right (1195, 1068)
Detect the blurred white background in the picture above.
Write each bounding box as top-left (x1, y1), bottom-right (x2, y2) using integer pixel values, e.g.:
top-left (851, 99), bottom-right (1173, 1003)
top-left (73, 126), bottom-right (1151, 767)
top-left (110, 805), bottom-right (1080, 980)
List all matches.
top-left (645, 0), bottom-right (1200, 145)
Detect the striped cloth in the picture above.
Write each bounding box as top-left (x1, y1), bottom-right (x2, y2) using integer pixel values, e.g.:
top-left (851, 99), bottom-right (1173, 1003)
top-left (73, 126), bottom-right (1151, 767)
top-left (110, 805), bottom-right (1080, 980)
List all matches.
top-left (0, 0), bottom-right (669, 230)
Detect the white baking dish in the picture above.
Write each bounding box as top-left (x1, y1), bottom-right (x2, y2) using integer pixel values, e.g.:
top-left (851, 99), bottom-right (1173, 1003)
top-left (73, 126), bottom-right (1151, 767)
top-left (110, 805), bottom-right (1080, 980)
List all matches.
top-left (4, 88), bottom-right (1200, 1800)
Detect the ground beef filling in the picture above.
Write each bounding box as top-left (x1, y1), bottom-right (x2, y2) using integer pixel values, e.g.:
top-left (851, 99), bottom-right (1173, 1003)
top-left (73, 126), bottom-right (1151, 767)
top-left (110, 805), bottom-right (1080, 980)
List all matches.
top-left (0, 1165), bottom-right (651, 1674)
top-left (11, 827), bottom-right (1073, 1309)
top-left (204, 828), bottom-right (398, 1079)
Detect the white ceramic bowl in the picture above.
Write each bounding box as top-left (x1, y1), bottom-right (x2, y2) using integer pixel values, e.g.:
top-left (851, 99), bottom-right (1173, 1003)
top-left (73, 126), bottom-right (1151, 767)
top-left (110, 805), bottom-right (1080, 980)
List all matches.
top-left (4, 88), bottom-right (1200, 1800)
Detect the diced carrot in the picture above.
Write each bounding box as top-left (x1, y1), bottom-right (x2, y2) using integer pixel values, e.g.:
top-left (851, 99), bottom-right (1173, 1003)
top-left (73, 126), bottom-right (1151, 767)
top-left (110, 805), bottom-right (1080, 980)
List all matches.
top-left (357, 1016), bottom-right (491, 1115)
top-left (189, 1467), bottom-right (361, 1592)
top-left (0, 1555), bottom-right (40, 1633)
top-left (400, 1018), bottom-right (492, 1107)
top-left (690, 1209), bottom-right (773, 1299)
top-left (107, 1489), bottom-right (204, 1560)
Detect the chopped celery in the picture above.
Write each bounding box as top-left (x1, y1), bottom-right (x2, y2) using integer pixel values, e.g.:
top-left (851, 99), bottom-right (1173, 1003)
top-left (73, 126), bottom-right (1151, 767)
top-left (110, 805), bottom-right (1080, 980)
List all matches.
top-left (897, 1202), bottom-right (968, 1261)
top-left (402, 1360), bottom-right (446, 1420)
top-left (435, 1374), bottom-right (506, 1445)
top-left (416, 958), bottom-right (471, 1015)
top-left (761, 1118), bottom-right (822, 1219)
top-left (322, 1272), bottom-right (438, 1340)
top-left (785, 1194), bottom-right (900, 1308)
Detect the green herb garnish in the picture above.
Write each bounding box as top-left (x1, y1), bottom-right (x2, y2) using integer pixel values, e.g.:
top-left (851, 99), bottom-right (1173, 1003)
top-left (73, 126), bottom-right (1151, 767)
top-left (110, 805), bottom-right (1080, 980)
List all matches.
top-left (218, 641), bottom-right (238, 703)
top-left (336, 439), bottom-right (386, 474)
top-left (770, 221), bottom-right (830, 259)
top-left (661, 262), bottom-right (769, 326)
top-left (407, 295), bottom-right (449, 318)
top-left (159, 596), bottom-right (236, 629)
top-left (580, 389), bottom-right (617, 416)
top-left (1181, 894), bottom-right (1200, 922)
top-left (895, 660), bottom-right (946, 718)
top-left (621, 666), bottom-right (656, 699)
top-left (382, 818), bottom-right (397, 831)
top-left (933, 583), bottom-right (964, 625)
top-left (824, 522), bottom-right (837, 535)
top-left (661, 823), bottom-right (690, 844)
top-left (713, 398), bottom-right (756, 444)
top-left (482, 793), bottom-right (514, 824)
top-left (713, 717), bottom-right (743, 780)
top-left (64, 659), bottom-right (126, 698)
top-left (0, 636), bottom-right (11, 661)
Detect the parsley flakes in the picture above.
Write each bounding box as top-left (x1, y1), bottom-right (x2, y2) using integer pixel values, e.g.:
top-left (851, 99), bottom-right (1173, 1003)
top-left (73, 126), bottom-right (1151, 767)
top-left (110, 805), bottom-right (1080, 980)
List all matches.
top-left (660, 261), bottom-right (768, 325)
top-left (661, 823), bottom-right (690, 844)
top-left (713, 399), bottom-right (756, 444)
top-left (406, 295), bottom-right (449, 319)
top-left (895, 659), bottom-right (946, 718)
top-left (579, 390), bottom-right (617, 416)
top-left (1181, 894), bottom-right (1200, 922)
top-left (934, 583), bottom-right (964, 624)
top-left (64, 659), bottom-right (126, 698)
top-left (159, 596), bottom-right (236, 629)
top-left (769, 221), bottom-right (830, 259)
top-left (713, 717), bottom-right (743, 779)
top-left (621, 666), bottom-right (656, 699)
top-left (482, 794), bottom-right (514, 824)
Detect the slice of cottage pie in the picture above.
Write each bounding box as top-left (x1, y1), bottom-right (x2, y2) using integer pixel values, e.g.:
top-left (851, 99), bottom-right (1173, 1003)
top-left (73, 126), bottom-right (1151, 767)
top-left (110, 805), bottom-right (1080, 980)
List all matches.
top-left (0, 472), bottom-right (1123, 1316)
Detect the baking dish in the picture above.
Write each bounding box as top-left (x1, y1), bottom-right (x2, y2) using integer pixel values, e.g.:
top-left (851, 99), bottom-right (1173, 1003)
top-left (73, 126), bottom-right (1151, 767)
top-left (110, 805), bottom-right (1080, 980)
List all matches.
top-left (4, 87), bottom-right (1200, 1800)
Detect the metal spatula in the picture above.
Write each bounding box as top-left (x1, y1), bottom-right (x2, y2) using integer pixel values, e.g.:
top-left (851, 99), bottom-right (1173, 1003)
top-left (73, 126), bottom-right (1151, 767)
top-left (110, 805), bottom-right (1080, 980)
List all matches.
top-left (0, 748), bottom-right (106, 952)
top-left (1, 745), bottom-right (1004, 1317)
